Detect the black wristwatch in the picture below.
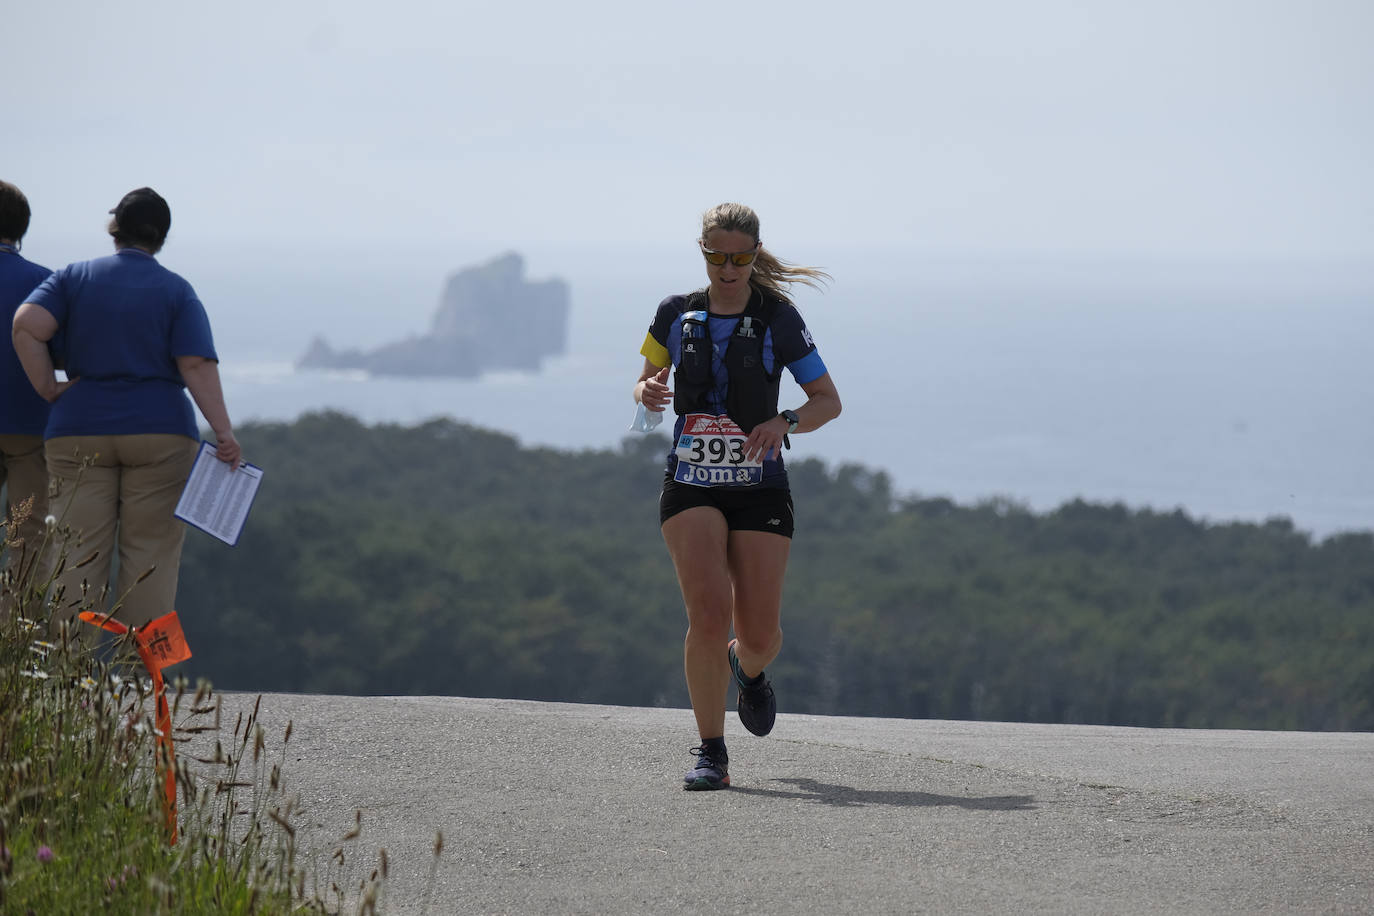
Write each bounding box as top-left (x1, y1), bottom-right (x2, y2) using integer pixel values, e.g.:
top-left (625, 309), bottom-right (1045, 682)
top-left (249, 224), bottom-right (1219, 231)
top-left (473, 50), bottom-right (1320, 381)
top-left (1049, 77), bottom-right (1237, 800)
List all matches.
top-left (780, 409), bottom-right (800, 449)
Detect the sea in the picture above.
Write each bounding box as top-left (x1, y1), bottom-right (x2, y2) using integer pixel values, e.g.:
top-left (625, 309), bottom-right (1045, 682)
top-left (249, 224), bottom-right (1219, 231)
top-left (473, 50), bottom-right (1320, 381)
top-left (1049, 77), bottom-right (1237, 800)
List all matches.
top-left (172, 242), bottom-right (1371, 541)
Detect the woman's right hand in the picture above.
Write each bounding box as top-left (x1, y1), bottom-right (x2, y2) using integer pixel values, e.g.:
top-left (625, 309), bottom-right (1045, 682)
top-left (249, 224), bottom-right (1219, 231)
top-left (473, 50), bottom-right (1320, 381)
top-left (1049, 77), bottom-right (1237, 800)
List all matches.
top-left (214, 430), bottom-right (243, 470)
top-left (638, 366), bottom-right (672, 412)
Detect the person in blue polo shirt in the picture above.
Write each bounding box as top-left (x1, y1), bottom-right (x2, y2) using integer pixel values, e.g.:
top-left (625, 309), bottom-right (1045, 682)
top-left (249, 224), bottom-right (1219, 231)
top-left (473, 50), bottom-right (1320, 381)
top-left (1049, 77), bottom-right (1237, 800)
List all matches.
top-left (12, 187), bottom-right (241, 634)
top-left (1, 180), bottom-right (53, 608)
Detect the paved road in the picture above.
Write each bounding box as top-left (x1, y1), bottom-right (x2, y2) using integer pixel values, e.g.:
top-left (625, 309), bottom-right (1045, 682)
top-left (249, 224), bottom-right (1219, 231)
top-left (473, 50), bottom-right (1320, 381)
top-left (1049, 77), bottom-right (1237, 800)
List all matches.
top-left (192, 693), bottom-right (1374, 915)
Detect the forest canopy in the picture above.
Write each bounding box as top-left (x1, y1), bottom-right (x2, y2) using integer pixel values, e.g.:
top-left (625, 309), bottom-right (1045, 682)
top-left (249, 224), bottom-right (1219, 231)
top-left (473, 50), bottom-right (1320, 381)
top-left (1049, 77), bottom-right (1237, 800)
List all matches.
top-left (164, 412), bottom-right (1374, 732)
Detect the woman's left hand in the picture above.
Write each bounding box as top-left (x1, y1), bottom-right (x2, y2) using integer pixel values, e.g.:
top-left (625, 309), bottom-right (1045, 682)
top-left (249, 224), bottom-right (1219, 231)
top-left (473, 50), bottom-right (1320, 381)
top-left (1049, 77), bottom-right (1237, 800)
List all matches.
top-left (743, 415), bottom-right (788, 463)
top-left (45, 377), bottom-right (79, 402)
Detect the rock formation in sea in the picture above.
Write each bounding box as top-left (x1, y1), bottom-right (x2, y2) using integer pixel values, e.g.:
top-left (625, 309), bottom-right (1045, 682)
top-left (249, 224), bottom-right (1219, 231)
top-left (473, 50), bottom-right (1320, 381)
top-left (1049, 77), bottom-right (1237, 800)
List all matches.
top-left (297, 252), bottom-right (569, 377)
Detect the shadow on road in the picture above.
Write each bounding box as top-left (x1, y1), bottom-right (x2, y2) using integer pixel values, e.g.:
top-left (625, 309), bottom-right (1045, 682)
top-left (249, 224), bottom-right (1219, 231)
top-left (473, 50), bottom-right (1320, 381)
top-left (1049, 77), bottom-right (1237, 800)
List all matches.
top-left (730, 777), bottom-right (1036, 811)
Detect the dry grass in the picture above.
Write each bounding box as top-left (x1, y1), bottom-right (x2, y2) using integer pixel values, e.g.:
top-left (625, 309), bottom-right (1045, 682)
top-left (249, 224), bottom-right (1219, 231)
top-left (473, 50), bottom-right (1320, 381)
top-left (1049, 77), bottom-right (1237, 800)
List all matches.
top-left (2, 485), bottom-right (424, 913)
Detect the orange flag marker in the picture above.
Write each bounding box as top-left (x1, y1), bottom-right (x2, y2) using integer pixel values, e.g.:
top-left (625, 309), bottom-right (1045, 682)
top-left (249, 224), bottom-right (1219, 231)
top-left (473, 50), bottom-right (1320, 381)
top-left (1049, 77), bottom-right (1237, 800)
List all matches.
top-left (80, 610), bottom-right (192, 844)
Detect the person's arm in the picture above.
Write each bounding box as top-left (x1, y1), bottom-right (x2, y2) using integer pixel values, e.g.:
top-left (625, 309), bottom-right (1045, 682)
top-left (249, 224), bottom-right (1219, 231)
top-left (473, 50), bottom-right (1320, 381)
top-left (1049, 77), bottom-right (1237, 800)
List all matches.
top-left (11, 303), bottom-right (75, 402)
top-left (634, 358), bottom-right (672, 411)
top-left (789, 371), bottom-right (843, 434)
top-left (742, 372), bottom-right (842, 462)
top-left (176, 355), bottom-right (242, 469)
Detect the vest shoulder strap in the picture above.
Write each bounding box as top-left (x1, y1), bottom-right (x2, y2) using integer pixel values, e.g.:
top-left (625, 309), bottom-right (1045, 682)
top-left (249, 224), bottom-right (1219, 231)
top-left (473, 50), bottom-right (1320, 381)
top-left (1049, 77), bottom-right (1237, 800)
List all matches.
top-left (680, 288), bottom-right (782, 319)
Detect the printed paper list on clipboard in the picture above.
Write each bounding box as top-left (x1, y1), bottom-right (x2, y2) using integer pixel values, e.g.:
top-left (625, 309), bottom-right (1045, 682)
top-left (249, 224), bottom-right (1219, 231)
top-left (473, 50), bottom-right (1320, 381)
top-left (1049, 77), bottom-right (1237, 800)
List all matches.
top-left (174, 441), bottom-right (264, 546)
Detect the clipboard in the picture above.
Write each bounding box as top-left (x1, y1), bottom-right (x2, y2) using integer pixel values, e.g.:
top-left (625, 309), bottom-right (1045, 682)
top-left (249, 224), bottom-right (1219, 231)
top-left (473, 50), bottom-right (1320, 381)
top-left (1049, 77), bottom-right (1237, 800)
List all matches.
top-left (173, 440), bottom-right (264, 546)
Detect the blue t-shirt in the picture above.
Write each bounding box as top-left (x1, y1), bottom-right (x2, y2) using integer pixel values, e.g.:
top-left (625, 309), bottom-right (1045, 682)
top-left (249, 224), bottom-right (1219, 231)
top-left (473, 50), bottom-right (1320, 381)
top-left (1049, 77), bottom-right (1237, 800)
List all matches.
top-left (25, 248), bottom-right (217, 439)
top-left (1, 245), bottom-right (53, 436)
top-left (640, 288), bottom-right (828, 487)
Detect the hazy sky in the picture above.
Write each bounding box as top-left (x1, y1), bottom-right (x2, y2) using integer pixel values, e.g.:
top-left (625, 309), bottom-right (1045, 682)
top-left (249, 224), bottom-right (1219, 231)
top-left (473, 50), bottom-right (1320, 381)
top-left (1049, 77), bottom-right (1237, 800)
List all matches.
top-left (9, 0), bottom-right (1373, 262)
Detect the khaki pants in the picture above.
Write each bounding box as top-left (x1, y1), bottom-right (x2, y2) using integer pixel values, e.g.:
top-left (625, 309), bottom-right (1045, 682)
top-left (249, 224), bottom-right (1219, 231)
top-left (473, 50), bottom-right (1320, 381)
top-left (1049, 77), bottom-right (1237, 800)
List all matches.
top-left (1, 433), bottom-right (49, 610)
top-left (46, 434), bottom-right (198, 632)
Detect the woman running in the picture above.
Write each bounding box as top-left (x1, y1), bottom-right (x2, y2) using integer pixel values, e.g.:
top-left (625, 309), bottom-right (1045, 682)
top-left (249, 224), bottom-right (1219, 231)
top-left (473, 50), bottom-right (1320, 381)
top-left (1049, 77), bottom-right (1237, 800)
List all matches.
top-left (633, 202), bottom-right (841, 790)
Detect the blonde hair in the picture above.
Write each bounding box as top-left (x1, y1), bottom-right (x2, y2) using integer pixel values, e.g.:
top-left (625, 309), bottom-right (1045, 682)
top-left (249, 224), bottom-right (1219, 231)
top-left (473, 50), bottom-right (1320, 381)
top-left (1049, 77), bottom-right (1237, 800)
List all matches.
top-left (700, 202), bottom-right (829, 305)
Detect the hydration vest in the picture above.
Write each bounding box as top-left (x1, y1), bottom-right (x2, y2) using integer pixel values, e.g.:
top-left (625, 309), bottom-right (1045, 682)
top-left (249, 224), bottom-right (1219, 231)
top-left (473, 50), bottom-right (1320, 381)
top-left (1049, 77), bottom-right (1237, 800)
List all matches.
top-left (672, 289), bottom-right (783, 434)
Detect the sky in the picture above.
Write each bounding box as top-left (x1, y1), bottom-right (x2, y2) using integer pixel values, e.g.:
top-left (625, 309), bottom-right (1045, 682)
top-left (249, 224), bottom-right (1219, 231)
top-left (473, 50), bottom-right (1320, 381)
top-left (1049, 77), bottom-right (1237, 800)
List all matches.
top-left (6, 1), bottom-right (1372, 535)
top-left (8, 0), bottom-right (1373, 265)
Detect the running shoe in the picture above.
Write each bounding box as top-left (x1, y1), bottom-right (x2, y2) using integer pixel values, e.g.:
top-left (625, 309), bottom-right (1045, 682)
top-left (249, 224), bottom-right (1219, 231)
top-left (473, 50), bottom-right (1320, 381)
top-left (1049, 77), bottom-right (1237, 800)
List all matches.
top-left (683, 744), bottom-right (730, 790)
top-left (729, 638), bottom-right (777, 737)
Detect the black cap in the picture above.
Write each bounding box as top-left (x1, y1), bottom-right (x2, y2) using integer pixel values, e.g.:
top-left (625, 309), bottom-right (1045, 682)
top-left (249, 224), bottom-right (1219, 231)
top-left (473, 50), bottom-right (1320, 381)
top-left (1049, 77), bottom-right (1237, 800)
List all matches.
top-left (109, 187), bottom-right (171, 241)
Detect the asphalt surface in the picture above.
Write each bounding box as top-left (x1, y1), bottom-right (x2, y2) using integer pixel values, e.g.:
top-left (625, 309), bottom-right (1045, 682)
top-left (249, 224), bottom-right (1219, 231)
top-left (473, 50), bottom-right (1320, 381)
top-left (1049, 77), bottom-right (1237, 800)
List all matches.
top-left (190, 693), bottom-right (1374, 915)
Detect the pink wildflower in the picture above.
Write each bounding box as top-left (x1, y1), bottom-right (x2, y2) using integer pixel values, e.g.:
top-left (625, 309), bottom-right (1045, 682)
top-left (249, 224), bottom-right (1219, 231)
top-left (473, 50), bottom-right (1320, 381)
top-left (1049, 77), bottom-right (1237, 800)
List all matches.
top-left (36, 845), bottom-right (54, 863)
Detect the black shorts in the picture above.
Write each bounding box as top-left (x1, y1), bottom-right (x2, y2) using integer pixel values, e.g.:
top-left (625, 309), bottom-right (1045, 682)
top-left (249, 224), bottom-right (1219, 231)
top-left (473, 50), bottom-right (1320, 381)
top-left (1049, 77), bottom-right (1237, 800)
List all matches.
top-left (659, 478), bottom-right (795, 537)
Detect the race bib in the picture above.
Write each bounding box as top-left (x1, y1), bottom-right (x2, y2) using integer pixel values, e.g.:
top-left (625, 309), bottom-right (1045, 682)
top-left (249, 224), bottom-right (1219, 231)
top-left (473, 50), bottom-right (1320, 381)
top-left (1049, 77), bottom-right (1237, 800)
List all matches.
top-left (674, 413), bottom-right (763, 487)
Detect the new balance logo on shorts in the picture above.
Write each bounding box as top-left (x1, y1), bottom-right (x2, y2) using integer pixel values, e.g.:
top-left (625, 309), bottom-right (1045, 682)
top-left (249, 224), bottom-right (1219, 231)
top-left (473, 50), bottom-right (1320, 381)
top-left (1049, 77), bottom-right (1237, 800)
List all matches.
top-left (767, 518), bottom-right (781, 526)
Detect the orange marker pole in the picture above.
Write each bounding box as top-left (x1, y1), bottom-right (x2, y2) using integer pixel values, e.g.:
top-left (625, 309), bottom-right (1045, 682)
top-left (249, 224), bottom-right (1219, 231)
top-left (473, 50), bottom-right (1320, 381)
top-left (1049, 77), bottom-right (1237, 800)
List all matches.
top-left (144, 665), bottom-right (177, 844)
